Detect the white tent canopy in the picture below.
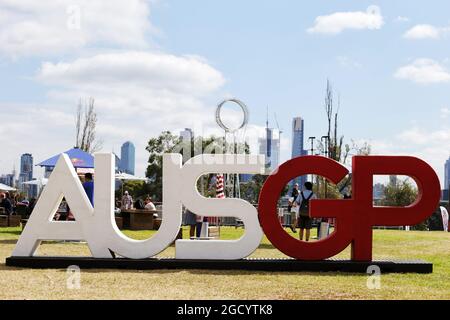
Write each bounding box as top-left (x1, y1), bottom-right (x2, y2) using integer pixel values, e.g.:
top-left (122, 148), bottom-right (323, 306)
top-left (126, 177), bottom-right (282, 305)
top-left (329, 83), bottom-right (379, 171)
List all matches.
top-left (0, 183), bottom-right (16, 192)
top-left (21, 178), bottom-right (48, 186)
top-left (115, 173), bottom-right (149, 182)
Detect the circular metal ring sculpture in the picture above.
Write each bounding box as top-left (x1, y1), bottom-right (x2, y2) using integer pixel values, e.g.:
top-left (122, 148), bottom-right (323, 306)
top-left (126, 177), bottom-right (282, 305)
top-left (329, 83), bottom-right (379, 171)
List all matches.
top-left (215, 98), bottom-right (249, 133)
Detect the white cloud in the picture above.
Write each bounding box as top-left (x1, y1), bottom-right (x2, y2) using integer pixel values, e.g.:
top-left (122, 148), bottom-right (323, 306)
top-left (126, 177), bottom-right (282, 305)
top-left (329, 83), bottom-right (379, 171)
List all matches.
top-left (394, 59), bottom-right (450, 84)
top-left (26, 50), bottom-right (227, 175)
top-left (369, 127), bottom-right (450, 188)
top-left (0, 0), bottom-right (155, 58)
top-left (403, 24), bottom-right (449, 40)
top-left (0, 1), bottom-right (241, 177)
top-left (0, 103), bottom-right (77, 178)
top-left (307, 5), bottom-right (384, 35)
top-left (37, 51), bottom-right (225, 97)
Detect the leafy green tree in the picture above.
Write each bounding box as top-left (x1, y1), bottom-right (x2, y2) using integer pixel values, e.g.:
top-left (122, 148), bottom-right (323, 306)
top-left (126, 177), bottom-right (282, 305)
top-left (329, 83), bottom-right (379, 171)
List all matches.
top-left (381, 179), bottom-right (426, 230)
top-left (145, 131), bottom-right (251, 201)
top-left (381, 179), bottom-right (418, 207)
top-left (115, 180), bottom-right (150, 202)
top-left (145, 131), bottom-right (182, 202)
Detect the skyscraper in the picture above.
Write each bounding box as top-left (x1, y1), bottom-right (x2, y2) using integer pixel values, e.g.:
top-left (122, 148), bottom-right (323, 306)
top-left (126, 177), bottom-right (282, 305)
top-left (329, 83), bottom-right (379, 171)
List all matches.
top-left (291, 117), bottom-right (307, 187)
top-left (180, 128), bottom-right (194, 164)
top-left (259, 127), bottom-right (280, 172)
top-left (114, 153), bottom-right (121, 172)
top-left (120, 142), bottom-right (135, 175)
top-left (20, 154), bottom-right (33, 181)
top-left (19, 153), bottom-right (36, 198)
top-left (180, 128), bottom-right (194, 142)
top-left (445, 157), bottom-right (450, 191)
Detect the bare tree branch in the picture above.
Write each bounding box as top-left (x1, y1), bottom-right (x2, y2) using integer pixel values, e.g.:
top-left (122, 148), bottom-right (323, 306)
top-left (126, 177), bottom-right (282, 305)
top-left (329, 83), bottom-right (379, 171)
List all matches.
top-left (75, 97), bottom-right (102, 153)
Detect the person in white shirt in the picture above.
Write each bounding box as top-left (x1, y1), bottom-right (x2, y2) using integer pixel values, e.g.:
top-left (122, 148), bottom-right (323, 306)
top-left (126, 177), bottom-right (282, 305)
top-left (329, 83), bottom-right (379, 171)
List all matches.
top-left (440, 206), bottom-right (449, 232)
top-left (144, 196), bottom-right (156, 211)
top-left (294, 181), bottom-right (317, 242)
top-left (121, 191), bottom-right (133, 210)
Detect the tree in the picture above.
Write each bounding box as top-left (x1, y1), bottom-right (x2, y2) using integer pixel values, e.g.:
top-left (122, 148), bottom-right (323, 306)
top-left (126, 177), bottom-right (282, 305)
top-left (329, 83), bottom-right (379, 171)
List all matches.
top-left (145, 131), bottom-right (181, 202)
top-left (381, 179), bottom-right (426, 230)
top-left (314, 80), bottom-right (373, 199)
top-left (314, 80), bottom-right (347, 199)
top-left (115, 180), bottom-right (150, 202)
top-left (145, 131), bottom-right (251, 202)
top-left (323, 79), bottom-right (344, 162)
top-left (75, 97), bottom-right (102, 153)
top-left (382, 179), bottom-right (418, 207)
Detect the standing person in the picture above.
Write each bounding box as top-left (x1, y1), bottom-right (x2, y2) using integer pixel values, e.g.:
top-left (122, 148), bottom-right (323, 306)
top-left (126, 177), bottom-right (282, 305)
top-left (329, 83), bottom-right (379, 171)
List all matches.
top-left (82, 173), bottom-right (94, 206)
top-left (295, 182), bottom-right (317, 242)
top-left (440, 206), bottom-right (449, 232)
top-left (6, 192), bottom-right (16, 214)
top-left (121, 191), bottom-right (133, 210)
top-left (27, 198), bottom-right (37, 216)
top-left (287, 183), bottom-right (300, 233)
top-left (0, 193), bottom-right (13, 215)
top-left (185, 208), bottom-right (198, 238)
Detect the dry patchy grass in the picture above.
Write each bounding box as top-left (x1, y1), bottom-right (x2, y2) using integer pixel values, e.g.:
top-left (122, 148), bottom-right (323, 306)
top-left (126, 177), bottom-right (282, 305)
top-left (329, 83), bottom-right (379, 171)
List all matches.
top-left (0, 227), bottom-right (449, 300)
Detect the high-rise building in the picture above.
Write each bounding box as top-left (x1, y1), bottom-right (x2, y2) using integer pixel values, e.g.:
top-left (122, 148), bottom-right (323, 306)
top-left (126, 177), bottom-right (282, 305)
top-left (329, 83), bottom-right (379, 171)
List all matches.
top-left (259, 127), bottom-right (280, 172)
top-left (389, 175), bottom-right (398, 187)
top-left (373, 183), bottom-right (385, 201)
top-left (445, 157), bottom-right (450, 191)
top-left (19, 153), bottom-right (36, 198)
top-left (291, 117), bottom-right (307, 187)
top-left (180, 128), bottom-right (194, 164)
top-left (0, 173), bottom-right (15, 187)
top-left (113, 153), bottom-right (121, 173)
top-left (20, 154), bottom-right (33, 181)
top-left (120, 142), bottom-right (135, 175)
top-left (180, 128), bottom-right (194, 142)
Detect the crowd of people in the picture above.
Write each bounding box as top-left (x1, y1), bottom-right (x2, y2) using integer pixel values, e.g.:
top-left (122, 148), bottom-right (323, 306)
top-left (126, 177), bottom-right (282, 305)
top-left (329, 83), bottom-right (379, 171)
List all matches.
top-left (0, 191), bottom-right (36, 217)
top-left (0, 172), bottom-right (159, 222)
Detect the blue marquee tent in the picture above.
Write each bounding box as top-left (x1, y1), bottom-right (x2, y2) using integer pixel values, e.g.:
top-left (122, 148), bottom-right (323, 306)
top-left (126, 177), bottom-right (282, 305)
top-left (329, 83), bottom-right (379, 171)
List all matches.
top-left (37, 148), bottom-right (94, 169)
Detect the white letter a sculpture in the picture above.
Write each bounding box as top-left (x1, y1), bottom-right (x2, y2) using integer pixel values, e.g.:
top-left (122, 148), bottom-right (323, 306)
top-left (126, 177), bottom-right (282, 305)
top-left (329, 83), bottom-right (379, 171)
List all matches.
top-left (12, 154), bottom-right (110, 257)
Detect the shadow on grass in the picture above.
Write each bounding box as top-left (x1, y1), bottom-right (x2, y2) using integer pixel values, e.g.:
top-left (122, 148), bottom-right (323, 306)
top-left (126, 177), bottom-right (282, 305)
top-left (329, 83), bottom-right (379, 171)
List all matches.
top-left (0, 258), bottom-right (367, 277)
top-left (0, 240), bottom-right (18, 244)
top-left (0, 230), bottom-right (22, 237)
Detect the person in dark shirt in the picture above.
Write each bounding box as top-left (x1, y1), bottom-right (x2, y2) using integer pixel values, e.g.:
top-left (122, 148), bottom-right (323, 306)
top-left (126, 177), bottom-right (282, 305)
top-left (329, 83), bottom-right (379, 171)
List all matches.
top-left (287, 183), bottom-right (300, 233)
top-left (27, 198), bottom-right (37, 216)
top-left (82, 173), bottom-right (94, 206)
top-left (0, 193), bottom-right (13, 215)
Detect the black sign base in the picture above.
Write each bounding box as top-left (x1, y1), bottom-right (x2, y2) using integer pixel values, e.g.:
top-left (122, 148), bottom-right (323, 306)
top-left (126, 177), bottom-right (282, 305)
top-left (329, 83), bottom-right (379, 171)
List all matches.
top-left (5, 256), bottom-right (432, 273)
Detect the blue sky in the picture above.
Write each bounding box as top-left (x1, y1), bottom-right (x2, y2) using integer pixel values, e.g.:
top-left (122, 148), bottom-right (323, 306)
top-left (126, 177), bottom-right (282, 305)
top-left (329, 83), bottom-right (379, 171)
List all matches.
top-left (0, 0), bottom-right (449, 187)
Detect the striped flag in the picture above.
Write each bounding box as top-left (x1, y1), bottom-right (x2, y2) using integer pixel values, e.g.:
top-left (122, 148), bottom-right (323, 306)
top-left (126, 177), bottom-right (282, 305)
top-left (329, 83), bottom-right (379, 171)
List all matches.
top-left (208, 174), bottom-right (225, 226)
top-left (216, 174), bottom-right (225, 199)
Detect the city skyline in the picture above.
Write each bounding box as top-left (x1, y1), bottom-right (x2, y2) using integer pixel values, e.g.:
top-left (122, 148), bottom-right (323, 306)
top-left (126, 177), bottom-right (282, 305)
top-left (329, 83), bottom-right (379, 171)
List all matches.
top-left (0, 1), bottom-right (449, 188)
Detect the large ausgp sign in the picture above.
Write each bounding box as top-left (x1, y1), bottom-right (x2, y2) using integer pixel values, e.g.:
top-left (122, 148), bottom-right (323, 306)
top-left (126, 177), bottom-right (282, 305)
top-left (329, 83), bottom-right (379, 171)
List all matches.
top-left (10, 153), bottom-right (441, 263)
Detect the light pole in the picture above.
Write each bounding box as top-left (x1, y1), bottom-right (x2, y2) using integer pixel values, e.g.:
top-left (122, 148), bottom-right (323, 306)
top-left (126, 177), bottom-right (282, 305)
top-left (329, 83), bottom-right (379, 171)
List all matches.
top-left (321, 135), bottom-right (330, 158)
top-left (308, 137), bottom-right (316, 184)
top-left (321, 135), bottom-right (330, 199)
top-left (308, 137), bottom-right (316, 156)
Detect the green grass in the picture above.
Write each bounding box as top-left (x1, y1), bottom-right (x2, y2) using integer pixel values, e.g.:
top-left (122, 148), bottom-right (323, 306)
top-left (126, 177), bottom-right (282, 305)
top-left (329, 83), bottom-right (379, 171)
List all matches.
top-left (0, 226), bottom-right (449, 299)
